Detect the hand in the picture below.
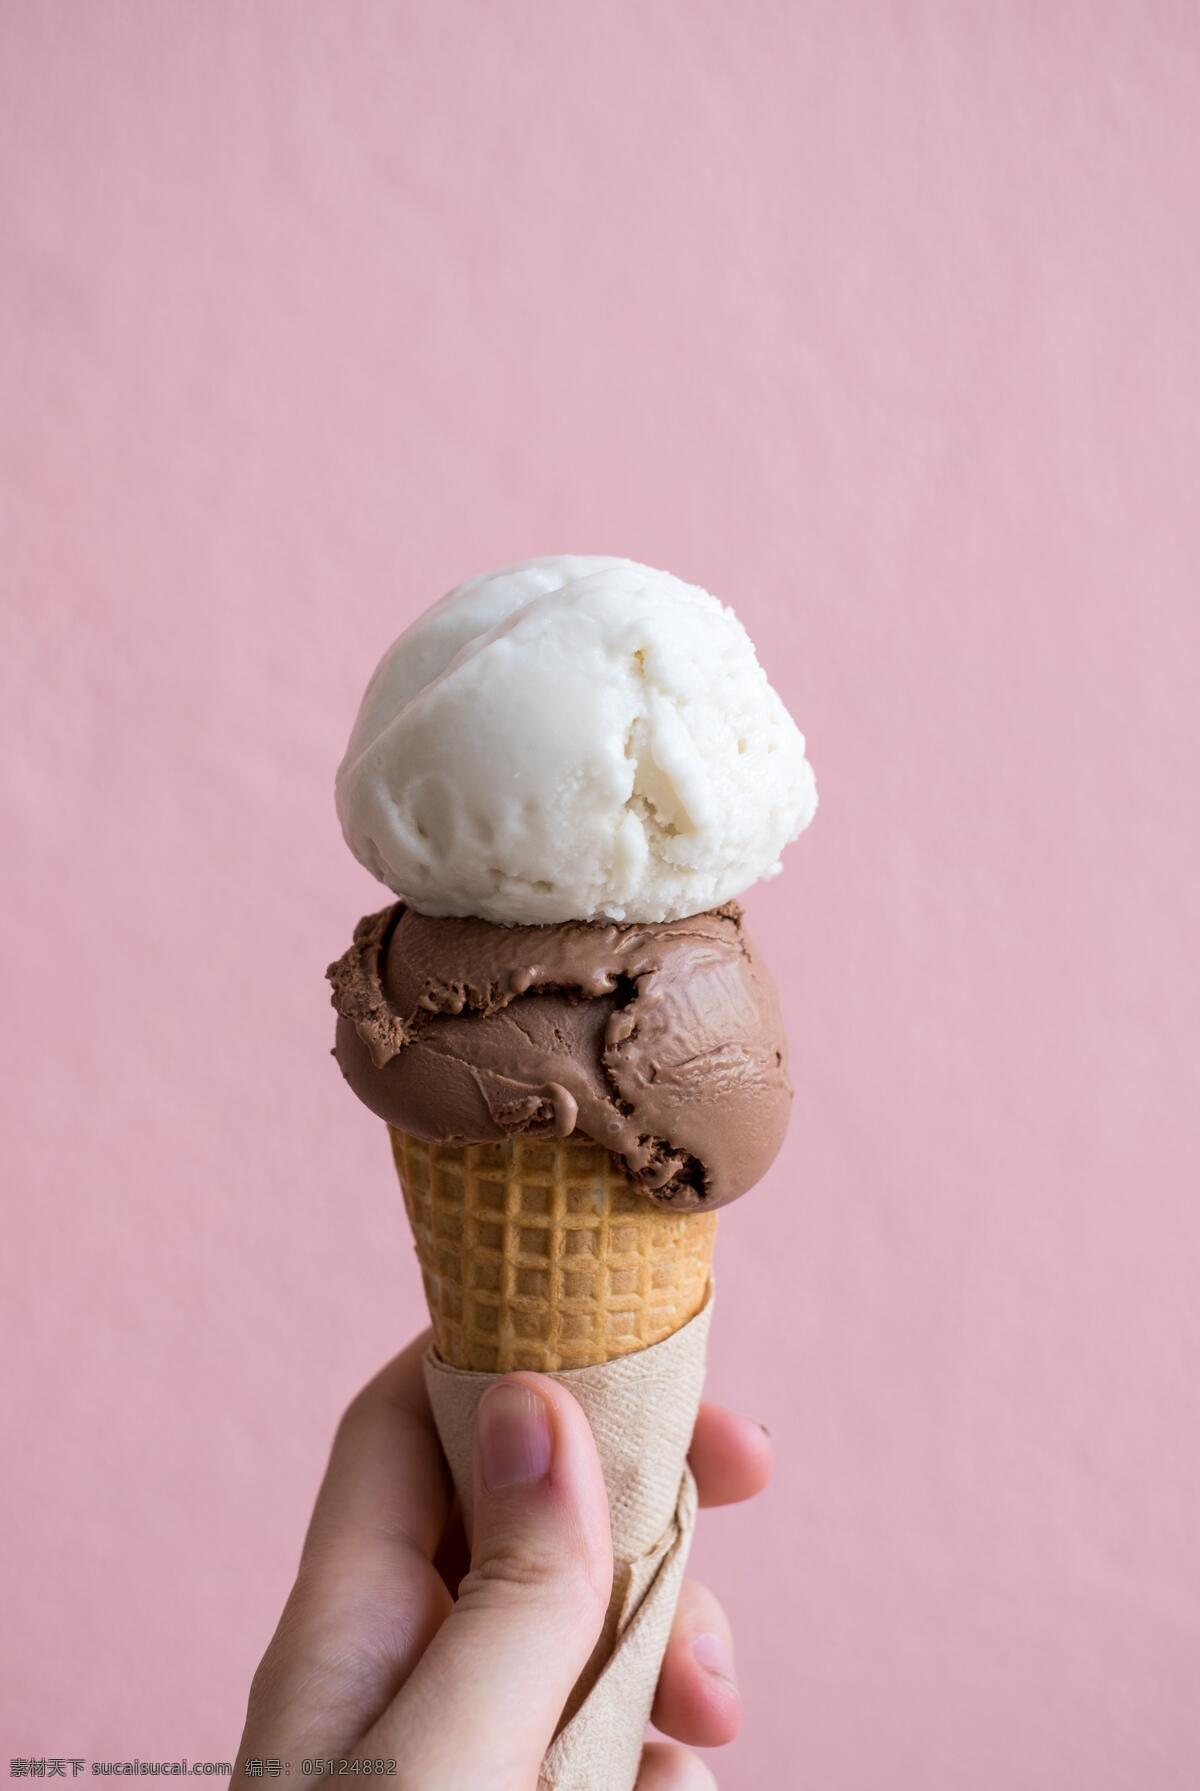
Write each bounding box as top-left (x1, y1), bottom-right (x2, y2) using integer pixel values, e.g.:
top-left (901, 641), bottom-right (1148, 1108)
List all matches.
top-left (235, 1333), bottom-right (772, 1790)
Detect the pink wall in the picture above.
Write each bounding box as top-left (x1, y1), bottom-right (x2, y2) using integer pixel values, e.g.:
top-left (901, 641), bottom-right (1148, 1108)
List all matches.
top-left (4, 5), bottom-right (1199, 1784)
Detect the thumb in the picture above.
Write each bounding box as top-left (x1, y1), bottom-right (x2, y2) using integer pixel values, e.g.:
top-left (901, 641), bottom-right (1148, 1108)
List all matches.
top-left (359, 1372), bottom-right (613, 1790)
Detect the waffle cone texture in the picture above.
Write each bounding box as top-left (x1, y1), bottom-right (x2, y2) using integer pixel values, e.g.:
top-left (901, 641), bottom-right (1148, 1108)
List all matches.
top-left (390, 1129), bottom-right (717, 1372)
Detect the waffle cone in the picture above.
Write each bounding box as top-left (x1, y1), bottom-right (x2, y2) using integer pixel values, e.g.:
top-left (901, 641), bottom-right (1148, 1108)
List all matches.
top-left (390, 1129), bottom-right (717, 1372)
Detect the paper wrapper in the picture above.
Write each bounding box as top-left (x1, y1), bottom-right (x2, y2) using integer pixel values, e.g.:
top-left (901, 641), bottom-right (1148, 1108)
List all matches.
top-left (424, 1294), bottom-right (713, 1791)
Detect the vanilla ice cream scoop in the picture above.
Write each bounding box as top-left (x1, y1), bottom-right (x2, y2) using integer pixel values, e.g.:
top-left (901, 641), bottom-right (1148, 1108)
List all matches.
top-left (336, 556), bottom-right (817, 924)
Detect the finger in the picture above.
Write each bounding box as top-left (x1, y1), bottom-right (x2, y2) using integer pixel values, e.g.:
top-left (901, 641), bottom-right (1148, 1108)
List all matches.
top-left (236, 1334), bottom-right (453, 1775)
top-left (651, 1577), bottom-right (740, 1747)
top-left (359, 1372), bottom-right (612, 1789)
top-left (689, 1402), bottom-right (773, 1508)
top-left (302, 1329), bottom-right (450, 1566)
top-left (636, 1741), bottom-right (719, 1790)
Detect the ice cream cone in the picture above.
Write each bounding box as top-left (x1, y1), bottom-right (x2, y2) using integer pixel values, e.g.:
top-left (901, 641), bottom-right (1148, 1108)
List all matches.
top-left (390, 1129), bottom-right (717, 1372)
top-left (328, 555), bottom-right (815, 1791)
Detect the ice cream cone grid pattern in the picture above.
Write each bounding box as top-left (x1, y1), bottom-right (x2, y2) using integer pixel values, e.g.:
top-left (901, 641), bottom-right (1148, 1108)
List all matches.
top-left (390, 1130), bottom-right (717, 1372)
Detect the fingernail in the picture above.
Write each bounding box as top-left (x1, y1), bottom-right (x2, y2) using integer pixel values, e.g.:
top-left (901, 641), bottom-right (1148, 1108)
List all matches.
top-left (477, 1383), bottom-right (553, 1490)
top-left (693, 1631), bottom-right (737, 1687)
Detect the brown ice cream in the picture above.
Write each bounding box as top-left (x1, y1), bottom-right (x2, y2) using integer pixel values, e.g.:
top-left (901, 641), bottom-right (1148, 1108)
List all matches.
top-left (328, 901), bottom-right (790, 1211)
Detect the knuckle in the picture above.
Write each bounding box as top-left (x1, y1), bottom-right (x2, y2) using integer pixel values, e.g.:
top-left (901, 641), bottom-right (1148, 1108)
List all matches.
top-left (244, 1640), bottom-right (297, 1727)
top-left (246, 1601), bottom-right (405, 1734)
top-left (334, 1387), bottom-right (373, 1440)
top-left (462, 1533), bottom-right (607, 1626)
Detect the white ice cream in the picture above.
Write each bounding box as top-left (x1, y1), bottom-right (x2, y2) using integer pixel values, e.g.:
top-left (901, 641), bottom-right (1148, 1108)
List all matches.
top-left (336, 556), bottom-right (817, 925)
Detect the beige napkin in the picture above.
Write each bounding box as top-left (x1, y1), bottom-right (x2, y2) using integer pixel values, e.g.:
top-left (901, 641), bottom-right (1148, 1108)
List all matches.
top-left (424, 1293), bottom-right (714, 1791)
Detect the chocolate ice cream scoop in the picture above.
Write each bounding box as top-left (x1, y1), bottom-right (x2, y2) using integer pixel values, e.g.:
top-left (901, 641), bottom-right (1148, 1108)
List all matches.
top-left (328, 901), bottom-right (791, 1210)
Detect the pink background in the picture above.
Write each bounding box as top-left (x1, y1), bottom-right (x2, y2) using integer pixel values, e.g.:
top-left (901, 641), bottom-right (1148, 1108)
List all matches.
top-left (3, 4), bottom-right (1199, 1784)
